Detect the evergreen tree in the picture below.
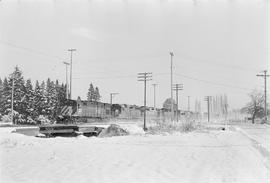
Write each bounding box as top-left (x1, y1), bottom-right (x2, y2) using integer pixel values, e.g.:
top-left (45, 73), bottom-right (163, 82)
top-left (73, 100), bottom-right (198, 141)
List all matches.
top-left (46, 79), bottom-right (58, 118)
top-left (54, 80), bottom-right (65, 117)
top-left (8, 66), bottom-right (26, 116)
top-left (87, 83), bottom-right (95, 101)
top-left (94, 87), bottom-right (101, 102)
top-left (33, 80), bottom-right (47, 117)
top-left (56, 82), bottom-right (67, 117)
top-left (45, 78), bottom-right (53, 116)
top-left (0, 78), bottom-right (3, 114)
top-left (40, 81), bottom-right (47, 114)
top-left (162, 98), bottom-right (177, 111)
top-left (25, 79), bottom-right (35, 116)
top-left (0, 77), bottom-right (10, 114)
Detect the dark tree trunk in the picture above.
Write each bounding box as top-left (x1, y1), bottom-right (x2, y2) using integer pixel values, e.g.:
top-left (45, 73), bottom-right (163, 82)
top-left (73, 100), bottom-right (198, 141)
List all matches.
top-left (252, 112), bottom-right (256, 124)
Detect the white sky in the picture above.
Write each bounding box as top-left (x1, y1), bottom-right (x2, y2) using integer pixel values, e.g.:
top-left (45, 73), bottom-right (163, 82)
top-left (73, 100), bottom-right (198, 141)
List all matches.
top-left (0, 0), bottom-right (269, 111)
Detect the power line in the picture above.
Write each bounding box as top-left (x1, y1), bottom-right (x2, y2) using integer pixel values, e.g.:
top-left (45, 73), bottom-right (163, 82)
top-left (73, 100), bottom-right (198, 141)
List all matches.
top-left (174, 50), bottom-right (261, 73)
top-left (73, 72), bottom-right (256, 93)
top-left (0, 40), bottom-right (63, 61)
top-left (174, 73), bottom-right (254, 92)
top-left (72, 72), bottom-right (168, 80)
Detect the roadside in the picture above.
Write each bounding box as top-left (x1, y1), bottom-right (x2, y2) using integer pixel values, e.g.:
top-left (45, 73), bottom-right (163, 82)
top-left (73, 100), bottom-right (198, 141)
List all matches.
top-left (1, 123), bottom-right (270, 183)
top-left (233, 123), bottom-right (270, 170)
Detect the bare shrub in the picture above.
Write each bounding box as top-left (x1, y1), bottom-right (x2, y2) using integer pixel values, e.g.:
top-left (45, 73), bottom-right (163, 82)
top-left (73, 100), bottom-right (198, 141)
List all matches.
top-left (180, 121), bottom-right (196, 132)
top-left (148, 120), bottom-right (196, 135)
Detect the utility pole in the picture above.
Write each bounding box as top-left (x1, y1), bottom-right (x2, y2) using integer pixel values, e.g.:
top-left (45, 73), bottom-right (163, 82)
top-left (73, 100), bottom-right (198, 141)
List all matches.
top-left (257, 70), bottom-right (270, 121)
top-left (68, 48), bottom-right (76, 99)
top-left (173, 84), bottom-right (183, 122)
top-left (110, 93), bottom-right (119, 105)
top-left (170, 51), bottom-right (174, 121)
top-left (63, 62), bottom-right (70, 99)
top-left (204, 96), bottom-right (211, 122)
top-left (110, 93), bottom-right (119, 117)
top-left (188, 96), bottom-right (191, 112)
top-left (11, 73), bottom-right (14, 125)
top-left (138, 72), bottom-right (152, 131)
top-left (152, 84), bottom-right (157, 109)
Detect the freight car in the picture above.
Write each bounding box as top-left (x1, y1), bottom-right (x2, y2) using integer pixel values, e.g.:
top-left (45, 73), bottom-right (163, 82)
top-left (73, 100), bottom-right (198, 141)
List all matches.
top-left (57, 98), bottom-right (183, 123)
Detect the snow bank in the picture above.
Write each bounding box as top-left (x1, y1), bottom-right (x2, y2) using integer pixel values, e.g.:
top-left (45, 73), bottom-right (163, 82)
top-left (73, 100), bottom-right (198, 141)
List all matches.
top-left (118, 124), bottom-right (145, 135)
top-left (98, 124), bottom-right (129, 137)
top-left (1, 126), bottom-right (270, 183)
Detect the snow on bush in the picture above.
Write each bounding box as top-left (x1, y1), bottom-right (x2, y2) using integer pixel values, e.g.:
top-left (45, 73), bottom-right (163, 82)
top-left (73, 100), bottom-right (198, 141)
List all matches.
top-left (99, 124), bottom-right (129, 137)
top-left (1, 115), bottom-right (11, 122)
top-left (37, 115), bottom-right (51, 125)
top-left (26, 116), bottom-right (36, 124)
top-left (1, 110), bottom-right (19, 122)
top-left (120, 124), bottom-right (145, 135)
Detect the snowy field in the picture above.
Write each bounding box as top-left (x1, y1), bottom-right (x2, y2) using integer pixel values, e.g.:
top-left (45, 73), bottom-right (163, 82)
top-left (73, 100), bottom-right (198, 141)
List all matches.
top-left (1, 123), bottom-right (270, 183)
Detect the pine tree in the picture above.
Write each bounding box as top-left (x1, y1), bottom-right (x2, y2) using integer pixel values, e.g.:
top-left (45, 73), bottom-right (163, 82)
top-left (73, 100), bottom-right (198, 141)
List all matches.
top-left (162, 98), bottom-right (177, 111)
top-left (46, 79), bottom-right (58, 118)
top-left (8, 66), bottom-right (26, 116)
top-left (0, 77), bottom-right (10, 114)
top-left (45, 78), bottom-right (53, 116)
top-left (33, 80), bottom-right (47, 117)
top-left (40, 81), bottom-right (47, 114)
top-left (25, 79), bottom-right (35, 117)
top-left (87, 83), bottom-right (95, 101)
top-left (54, 80), bottom-right (64, 117)
top-left (33, 81), bottom-right (41, 117)
top-left (0, 78), bottom-right (3, 114)
top-left (94, 87), bottom-right (101, 102)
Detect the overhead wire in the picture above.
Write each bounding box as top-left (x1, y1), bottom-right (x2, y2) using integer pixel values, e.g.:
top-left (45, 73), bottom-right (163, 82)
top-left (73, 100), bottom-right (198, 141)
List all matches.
top-left (0, 39), bottom-right (64, 61)
top-left (0, 40), bottom-right (262, 93)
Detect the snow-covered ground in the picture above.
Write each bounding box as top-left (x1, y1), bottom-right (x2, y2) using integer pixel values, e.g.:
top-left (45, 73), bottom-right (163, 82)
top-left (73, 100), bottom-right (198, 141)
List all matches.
top-left (1, 123), bottom-right (270, 183)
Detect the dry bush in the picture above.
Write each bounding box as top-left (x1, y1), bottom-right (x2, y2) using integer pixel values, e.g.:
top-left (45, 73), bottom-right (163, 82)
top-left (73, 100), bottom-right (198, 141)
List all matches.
top-left (180, 121), bottom-right (196, 132)
top-left (147, 120), bottom-right (197, 135)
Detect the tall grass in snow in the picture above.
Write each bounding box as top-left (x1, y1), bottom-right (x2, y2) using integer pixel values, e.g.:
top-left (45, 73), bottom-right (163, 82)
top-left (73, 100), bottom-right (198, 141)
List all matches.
top-left (147, 120), bottom-right (197, 134)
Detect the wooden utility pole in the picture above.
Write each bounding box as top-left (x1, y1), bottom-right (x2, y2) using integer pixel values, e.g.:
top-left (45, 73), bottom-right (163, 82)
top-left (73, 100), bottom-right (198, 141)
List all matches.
top-left (170, 52), bottom-right (174, 122)
top-left (110, 93), bottom-right (119, 117)
top-left (188, 96), bottom-right (191, 112)
top-left (63, 62), bottom-right (70, 99)
top-left (152, 84), bottom-right (157, 109)
top-left (138, 72), bottom-right (152, 131)
top-left (68, 48), bottom-right (76, 99)
top-left (257, 70), bottom-right (270, 121)
top-left (173, 84), bottom-right (183, 122)
top-left (110, 93), bottom-right (119, 105)
top-left (204, 96), bottom-right (211, 122)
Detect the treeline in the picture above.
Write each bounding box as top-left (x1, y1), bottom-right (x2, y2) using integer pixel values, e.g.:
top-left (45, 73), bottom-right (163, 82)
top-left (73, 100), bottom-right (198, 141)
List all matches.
top-left (0, 66), bottom-right (67, 124)
top-left (209, 94), bottom-right (228, 117)
top-left (87, 83), bottom-right (101, 102)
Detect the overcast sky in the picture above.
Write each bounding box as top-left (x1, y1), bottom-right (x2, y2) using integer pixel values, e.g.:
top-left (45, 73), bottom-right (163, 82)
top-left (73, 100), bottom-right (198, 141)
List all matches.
top-left (0, 0), bottom-right (269, 111)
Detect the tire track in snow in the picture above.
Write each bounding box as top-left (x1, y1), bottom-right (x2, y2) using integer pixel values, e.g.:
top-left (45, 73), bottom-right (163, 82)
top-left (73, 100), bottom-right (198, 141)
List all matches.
top-left (235, 126), bottom-right (270, 171)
